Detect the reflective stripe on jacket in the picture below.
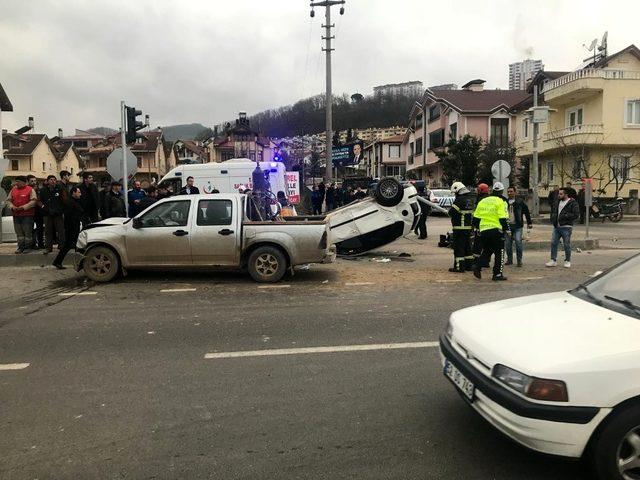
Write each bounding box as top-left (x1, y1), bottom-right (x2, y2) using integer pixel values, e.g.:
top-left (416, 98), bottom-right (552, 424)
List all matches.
top-left (473, 195), bottom-right (508, 232)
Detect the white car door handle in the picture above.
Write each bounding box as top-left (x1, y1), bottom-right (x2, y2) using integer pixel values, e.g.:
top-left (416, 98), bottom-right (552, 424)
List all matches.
top-left (218, 229), bottom-right (234, 236)
top-left (173, 229), bottom-right (189, 237)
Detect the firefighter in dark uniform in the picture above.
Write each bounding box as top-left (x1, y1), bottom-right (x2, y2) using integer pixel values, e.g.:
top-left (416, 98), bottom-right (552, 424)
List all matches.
top-left (472, 183), bottom-right (490, 266)
top-left (448, 182), bottom-right (476, 272)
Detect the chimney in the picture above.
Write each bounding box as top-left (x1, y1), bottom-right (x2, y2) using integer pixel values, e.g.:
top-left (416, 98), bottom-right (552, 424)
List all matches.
top-left (145, 114), bottom-right (150, 127)
top-left (58, 128), bottom-right (63, 138)
top-left (461, 79), bottom-right (486, 92)
top-left (28, 116), bottom-right (34, 131)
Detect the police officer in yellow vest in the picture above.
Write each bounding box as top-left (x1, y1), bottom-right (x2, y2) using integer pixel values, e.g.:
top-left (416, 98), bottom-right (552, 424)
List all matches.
top-left (448, 182), bottom-right (476, 272)
top-left (472, 182), bottom-right (509, 281)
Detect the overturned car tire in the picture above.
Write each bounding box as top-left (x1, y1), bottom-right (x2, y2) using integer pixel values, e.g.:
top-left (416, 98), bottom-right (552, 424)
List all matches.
top-left (374, 177), bottom-right (404, 207)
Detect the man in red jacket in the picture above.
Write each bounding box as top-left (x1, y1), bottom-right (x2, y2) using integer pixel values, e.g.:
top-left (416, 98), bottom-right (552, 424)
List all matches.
top-left (6, 176), bottom-right (37, 254)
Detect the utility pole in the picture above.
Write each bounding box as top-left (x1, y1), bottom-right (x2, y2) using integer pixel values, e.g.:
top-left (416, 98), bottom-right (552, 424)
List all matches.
top-left (531, 85), bottom-right (540, 216)
top-left (310, 0), bottom-right (345, 182)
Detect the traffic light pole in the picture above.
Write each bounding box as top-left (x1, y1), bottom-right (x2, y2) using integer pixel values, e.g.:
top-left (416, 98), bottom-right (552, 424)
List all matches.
top-left (121, 100), bottom-right (129, 213)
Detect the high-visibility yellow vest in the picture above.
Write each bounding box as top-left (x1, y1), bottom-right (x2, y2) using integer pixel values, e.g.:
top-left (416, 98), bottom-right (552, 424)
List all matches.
top-left (473, 195), bottom-right (508, 232)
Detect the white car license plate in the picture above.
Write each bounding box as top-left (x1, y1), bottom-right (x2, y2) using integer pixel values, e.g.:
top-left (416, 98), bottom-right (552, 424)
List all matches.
top-left (444, 360), bottom-right (475, 401)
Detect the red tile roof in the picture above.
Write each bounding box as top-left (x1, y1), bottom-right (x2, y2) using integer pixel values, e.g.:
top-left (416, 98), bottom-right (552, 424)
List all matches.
top-left (428, 89), bottom-right (530, 113)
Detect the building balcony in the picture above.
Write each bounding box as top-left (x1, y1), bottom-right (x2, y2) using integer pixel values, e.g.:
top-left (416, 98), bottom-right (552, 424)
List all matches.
top-left (542, 69), bottom-right (640, 104)
top-left (543, 124), bottom-right (604, 146)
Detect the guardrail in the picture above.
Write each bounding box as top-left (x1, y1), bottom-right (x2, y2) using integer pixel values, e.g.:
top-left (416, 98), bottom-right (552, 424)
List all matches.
top-left (543, 124), bottom-right (604, 141)
top-left (542, 69), bottom-right (640, 92)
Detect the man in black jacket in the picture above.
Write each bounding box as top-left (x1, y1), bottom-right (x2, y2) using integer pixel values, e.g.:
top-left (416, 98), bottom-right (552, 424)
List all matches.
top-left (79, 173), bottom-right (100, 226)
top-left (39, 175), bottom-right (66, 254)
top-left (103, 182), bottom-right (127, 218)
top-left (53, 186), bottom-right (84, 269)
top-left (546, 187), bottom-right (580, 268)
top-left (179, 176), bottom-right (200, 195)
top-left (505, 186), bottom-right (532, 267)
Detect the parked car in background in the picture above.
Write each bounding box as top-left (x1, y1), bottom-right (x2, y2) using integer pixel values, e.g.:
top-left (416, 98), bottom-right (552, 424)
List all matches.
top-left (430, 189), bottom-right (455, 213)
top-left (440, 253), bottom-right (640, 480)
top-left (1, 205), bottom-right (17, 243)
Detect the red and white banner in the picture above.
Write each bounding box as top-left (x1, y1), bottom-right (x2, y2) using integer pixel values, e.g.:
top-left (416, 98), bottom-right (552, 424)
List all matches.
top-left (285, 171), bottom-right (300, 204)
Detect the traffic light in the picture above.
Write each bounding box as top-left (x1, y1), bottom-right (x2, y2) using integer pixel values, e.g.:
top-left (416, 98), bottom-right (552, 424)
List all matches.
top-left (125, 106), bottom-right (144, 143)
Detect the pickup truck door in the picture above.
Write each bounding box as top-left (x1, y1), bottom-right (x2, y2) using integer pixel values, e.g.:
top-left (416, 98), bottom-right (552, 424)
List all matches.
top-left (190, 197), bottom-right (240, 265)
top-left (125, 198), bottom-right (193, 265)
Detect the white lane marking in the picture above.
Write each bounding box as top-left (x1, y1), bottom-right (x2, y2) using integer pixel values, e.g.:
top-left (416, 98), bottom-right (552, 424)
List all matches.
top-left (160, 288), bottom-right (197, 293)
top-left (344, 282), bottom-right (375, 286)
top-left (204, 341), bottom-right (439, 360)
top-left (523, 276), bottom-right (544, 280)
top-left (436, 279), bottom-right (462, 283)
top-left (257, 285), bottom-right (291, 289)
top-left (58, 291), bottom-right (97, 297)
top-left (0, 363), bottom-right (30, 371)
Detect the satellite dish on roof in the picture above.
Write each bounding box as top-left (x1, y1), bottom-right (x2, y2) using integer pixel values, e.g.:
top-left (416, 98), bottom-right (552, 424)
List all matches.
top-left (598, 31), bottom-right (608, 52)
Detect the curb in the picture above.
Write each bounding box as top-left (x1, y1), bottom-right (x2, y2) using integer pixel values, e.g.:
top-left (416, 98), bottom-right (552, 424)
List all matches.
top-left (522, 239), bottom-right (599, 250)
top-left (0, 251), bottom-right (75, 268)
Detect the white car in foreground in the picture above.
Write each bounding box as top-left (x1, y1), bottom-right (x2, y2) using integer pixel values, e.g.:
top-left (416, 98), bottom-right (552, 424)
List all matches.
top-left (440, 253), bottom-right (640, 480)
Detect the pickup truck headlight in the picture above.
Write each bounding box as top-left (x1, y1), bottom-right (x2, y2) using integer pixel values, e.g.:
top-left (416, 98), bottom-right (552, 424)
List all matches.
top-left (76, 231), bottom-right (88, 250)
top-left (493, 364), bottom-right (568, 402)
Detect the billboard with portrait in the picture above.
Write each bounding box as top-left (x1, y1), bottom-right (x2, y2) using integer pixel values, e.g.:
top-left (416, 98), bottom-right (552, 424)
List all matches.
top-left (332, 140), bottom-right (365, 168)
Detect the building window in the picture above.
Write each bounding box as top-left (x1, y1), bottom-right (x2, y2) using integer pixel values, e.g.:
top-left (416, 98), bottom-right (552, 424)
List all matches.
top-left (429, 129), bottom-right (445, 150)
top-left (572, 157), bottom-right (586, 180)
top-left (490, 118), bottom-right (509, 147)
top-left (626, 99), bottom-right (640, 126)
top-left (99, 158), bottom-right (107, 168)
top-left (546, 161), bottom-right (554, 183)
top-left (71, 168), bottom-right (74, 175)
top-left (449, 123), bottom-right (457, 139)
top-left (42, 162), bottom-right (46, 171)
top-left (522, 118), bottom-right (529, 138)
top-left (388, 145), bottom-right (400, 158)
top-left (610, 154), bottom-right (631, 181)
top-left (137, 157), bottom-right (143, 168)
top-left (385, 165), bottom-right (406, 177)
top-left (11, 160), bottom-right (19, 171)
top-left (415, 114), bottom-right (423, 130)
top-left (415, 138), bottom-right (423, 155)
top-left (566, 105), bottom-right (584, 129)
top-left (428, 104), bottom-right (441, 122)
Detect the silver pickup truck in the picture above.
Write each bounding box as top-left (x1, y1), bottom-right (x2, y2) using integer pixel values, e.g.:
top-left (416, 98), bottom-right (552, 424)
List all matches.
top-left (75, 193), bottom-right (335, 283)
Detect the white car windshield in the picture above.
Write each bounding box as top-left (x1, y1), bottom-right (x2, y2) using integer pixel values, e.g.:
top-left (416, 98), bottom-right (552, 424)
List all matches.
top-left (574, 254), bottom-right (640, 318)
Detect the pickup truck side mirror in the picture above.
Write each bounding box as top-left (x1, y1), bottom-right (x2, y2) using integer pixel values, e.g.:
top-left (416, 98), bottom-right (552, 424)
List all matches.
top-left (132, 217), bottom-right (143, 229)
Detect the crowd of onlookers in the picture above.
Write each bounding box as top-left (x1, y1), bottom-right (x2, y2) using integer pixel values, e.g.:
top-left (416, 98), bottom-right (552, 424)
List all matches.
top-left (310, 181), bottom-right (367, 215)
top-left (3, 172), bottom-right (185, 268)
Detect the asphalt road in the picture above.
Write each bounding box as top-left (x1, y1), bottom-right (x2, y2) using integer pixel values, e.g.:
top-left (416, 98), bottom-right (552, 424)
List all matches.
top-left (0, 248), bottom-right (637, 480)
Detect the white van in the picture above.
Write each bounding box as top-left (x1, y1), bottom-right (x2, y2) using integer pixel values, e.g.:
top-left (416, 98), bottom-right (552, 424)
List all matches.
top-left (159, 158), bottom-right (287, 195)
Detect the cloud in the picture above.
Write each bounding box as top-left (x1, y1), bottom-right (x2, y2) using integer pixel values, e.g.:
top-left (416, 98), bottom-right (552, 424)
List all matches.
top-left (0, 0), bottom-right (637, 135)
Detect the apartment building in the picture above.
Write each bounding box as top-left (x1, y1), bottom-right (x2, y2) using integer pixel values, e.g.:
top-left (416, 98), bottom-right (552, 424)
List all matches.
top-left (403, 79), bottom-right (529, 187)
top-left (362, 135), bottom-right (405, 178)
top-left (514, 44), bottom-right (640, 201)
top-left (509, 59), bottom-right (544, 90)
top-left (373, 81), bottom-right (423, 98)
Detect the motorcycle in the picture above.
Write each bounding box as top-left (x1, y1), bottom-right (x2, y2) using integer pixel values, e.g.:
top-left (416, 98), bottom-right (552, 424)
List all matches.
top-left (590, 198), bottom-right (625, 223)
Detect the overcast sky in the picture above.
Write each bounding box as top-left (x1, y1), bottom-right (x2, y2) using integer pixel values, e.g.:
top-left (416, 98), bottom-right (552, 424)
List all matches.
top-left (1, 0), bottom-right (638, 135)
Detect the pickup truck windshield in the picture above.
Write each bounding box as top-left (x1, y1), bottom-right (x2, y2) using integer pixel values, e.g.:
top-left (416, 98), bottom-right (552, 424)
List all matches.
top-left (572, 254), bottom-right (640, 318)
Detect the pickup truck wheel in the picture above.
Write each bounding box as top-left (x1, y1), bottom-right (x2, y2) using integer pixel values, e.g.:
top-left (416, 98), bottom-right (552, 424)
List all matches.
top-left (590, 406), bottom-right (640, 480)
top-left (374, 177), bottom-right (404, 207)
top-left (248, 246), bottom-right (287, 283)
top-left (83, 246), bottom-right (120, 283)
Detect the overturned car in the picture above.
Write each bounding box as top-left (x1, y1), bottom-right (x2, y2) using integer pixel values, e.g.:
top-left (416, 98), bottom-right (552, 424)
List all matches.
top-left (325, 178), bottom-right (422, 255)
